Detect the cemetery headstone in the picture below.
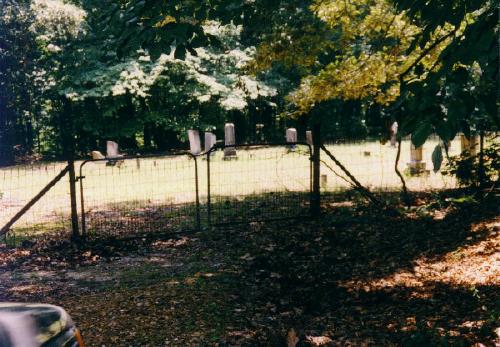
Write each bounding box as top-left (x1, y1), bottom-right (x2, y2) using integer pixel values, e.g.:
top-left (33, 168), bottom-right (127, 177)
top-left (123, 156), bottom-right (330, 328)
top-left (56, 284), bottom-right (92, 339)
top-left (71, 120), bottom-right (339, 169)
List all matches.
top-left (390, 122), bottom-right (398, 147)
top-left (106, 141), bottom-right (120, 158)
top-left (204, 132), bottom-right (216, 153)
top-left (286, 128), bottom-right (297, 150)
top-left (306, 131), bottom-right (313, 146)
top-left (224, 123), bottom-right (237, 159)
top-left (91, 151), bottom-right (105, 160)
top-left (188, 130), bottom-right (201, 155)
top-left (106, 141), bottom-right (125, 167)
top-left (408, 142), bottom-right (426, 174)
top-left (286, 128), bottom-right (297, 143)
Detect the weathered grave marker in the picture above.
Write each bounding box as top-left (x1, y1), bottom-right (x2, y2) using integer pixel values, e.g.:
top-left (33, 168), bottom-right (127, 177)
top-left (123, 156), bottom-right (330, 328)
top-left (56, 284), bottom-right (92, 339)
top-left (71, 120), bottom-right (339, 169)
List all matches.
top-left (188, 130), bottom-right (201, 155)
top-left (408, 142), bottom-right (426, 174)
top-left (286, 128), bottom-right (297, 143)
top-left (204, 132), bottom-right (216, 153)
top-left (91, 151), bottom-right (105, 160)
top-left (306, 130), bottom-right (313, 146)
top-left (106, 141), bottom-right (124, 167)
top-left (286, 128), bottom-right (297, 150)
top-left (390, 121), bottom-right (398, 147)
top-left (224, 123), bottom-right (237, 159)
top-left (106, 141), bottom-right (120, 158)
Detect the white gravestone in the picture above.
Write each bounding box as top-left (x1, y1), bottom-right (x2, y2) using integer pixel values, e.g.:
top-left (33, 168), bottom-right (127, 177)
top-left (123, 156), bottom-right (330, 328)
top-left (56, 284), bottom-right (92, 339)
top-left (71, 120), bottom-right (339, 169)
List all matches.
top-left (91, 151), bottom-right (105, 160)
top-left (106, 141), bottom-right (124, 167)
top-left (286, 128), bottom-right (297, 150)
top-left (188, 130), bottom-right (201, 155)
top-left (224, 123), bottom-right (237, 158)
top-left (106, 141), bottom-right (120, 158)
top-left (286, 128), bottom-right (297, 143)
top-left (306, 130), bottom-right (313, 146)
top-left (390, 121), bottom-right (398, 147)
top-left (204, 132), bottom-right (216, 153)
top-left (408, 142), bottom-right (426, 174)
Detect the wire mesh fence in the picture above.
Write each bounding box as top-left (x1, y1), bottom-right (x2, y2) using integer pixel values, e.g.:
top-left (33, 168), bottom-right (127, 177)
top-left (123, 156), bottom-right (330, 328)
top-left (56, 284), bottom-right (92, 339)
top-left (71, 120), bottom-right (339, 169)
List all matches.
top-left (205, 144), bottom-right (312, 225)
top-left (0, 162), bottom-right (72, 246)
top-left (79, 153), bottom-right (199, 239)
top-left (320, 136), bottom-right (460, 195)
top-left (1, 135), bottom-right (497, 244)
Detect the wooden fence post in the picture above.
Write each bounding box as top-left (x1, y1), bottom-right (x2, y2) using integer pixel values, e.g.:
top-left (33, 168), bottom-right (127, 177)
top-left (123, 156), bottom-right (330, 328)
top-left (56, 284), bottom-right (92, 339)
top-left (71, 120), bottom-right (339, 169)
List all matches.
top-left (311, 124), bottom-right (321, 216)
top-left (68, 159), bottom-right (80, 241)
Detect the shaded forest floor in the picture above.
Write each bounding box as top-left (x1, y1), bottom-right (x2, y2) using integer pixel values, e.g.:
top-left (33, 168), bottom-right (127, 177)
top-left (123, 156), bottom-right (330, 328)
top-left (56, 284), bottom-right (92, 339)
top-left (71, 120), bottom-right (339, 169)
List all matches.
top-left (0, 192), bottom-right (499, 346)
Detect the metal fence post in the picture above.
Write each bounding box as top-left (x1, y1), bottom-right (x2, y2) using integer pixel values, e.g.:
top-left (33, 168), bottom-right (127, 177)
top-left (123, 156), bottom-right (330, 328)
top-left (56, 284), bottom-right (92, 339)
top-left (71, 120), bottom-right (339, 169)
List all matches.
top-left (68, 159), bottom-right (80, 241)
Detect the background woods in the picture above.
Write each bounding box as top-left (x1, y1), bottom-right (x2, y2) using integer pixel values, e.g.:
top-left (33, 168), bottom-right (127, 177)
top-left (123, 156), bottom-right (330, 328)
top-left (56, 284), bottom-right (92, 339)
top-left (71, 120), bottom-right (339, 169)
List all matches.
top-left (1, 0), bottom-right (497, 164)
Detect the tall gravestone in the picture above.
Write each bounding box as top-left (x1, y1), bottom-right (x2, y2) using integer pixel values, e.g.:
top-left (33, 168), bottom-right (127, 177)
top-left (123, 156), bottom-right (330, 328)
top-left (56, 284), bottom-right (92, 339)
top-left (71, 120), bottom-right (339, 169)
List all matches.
top-left (106, 141), bottom-right (120, 158)
top-left (286, 128), bottom-right (297, 143)
top-left (286, 128), bottom-right (297, 150)
top-left (188, 130), bottom-right (201, 155)
top-left (306, 131), bottom-right (313, 146)
top-left (224, 123), bottom-right (237, 158)
top-left (390, 122), bottom-right (398, 147)
top-left (204, 132), bottom-right (216, 153)
top-left (408, 142), bottom-right (426, 174)
top-left (106, 140), bottom-right (124, 167)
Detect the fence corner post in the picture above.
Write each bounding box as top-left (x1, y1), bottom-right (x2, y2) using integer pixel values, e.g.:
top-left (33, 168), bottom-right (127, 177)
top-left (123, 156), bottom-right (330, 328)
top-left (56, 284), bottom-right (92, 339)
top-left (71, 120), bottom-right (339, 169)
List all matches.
top-left (68, 159), bottom-right (80, 242)
top-left (311, 124), bottom-right (321, 216)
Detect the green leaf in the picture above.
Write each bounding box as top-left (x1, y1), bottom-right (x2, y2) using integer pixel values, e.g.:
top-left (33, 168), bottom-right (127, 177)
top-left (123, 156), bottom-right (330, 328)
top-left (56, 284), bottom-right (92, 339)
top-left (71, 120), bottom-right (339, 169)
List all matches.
top-left (432, 144), bottom-right (443, 172)
top-left (411, 122), bottom-right (432, 147)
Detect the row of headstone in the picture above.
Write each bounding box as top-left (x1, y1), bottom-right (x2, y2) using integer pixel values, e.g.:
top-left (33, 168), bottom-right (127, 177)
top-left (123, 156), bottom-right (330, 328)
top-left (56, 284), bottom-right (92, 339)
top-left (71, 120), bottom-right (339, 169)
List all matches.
top-left (90, 141), bottom-right (125, 167)
top-left (91, 141), bottom-right (123, 160)
top-left (187, 130), bottom-right (218, 156)
top-left (186, 124), bottom-right (235, 158)
top-left (188, 126), bottom-right (315, 156)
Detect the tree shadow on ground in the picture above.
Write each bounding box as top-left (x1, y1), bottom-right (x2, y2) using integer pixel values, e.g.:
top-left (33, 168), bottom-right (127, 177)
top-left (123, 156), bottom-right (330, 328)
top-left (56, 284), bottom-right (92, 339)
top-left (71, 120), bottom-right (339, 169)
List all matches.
top-left (1, 190), bottom-right (498, 345)
top-left (188, 192), bottom-right (499, 345)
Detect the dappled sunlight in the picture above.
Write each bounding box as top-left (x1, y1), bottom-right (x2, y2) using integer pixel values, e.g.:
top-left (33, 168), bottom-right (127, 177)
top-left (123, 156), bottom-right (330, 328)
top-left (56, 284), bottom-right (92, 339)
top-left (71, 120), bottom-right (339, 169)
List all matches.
top-left (355, 217), bottom-right (499, 290)
top-left (2, 191), bottom-right (498, 345)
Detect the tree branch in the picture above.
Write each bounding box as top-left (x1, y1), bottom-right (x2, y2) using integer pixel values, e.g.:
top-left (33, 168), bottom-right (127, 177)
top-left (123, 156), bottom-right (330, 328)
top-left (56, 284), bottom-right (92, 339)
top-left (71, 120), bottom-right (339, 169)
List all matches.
top-left (394, 138), bottom-right (411, 206)
top-left (321, 144), bottom-right (381, 205)
top-left (399, 27), bottom-right (458, 81)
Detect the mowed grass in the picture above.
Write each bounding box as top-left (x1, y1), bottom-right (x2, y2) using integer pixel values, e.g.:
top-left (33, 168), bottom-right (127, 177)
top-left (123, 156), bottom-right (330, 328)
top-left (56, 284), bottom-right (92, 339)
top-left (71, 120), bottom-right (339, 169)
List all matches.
top-left (0, 137), bottom-right (481, 236)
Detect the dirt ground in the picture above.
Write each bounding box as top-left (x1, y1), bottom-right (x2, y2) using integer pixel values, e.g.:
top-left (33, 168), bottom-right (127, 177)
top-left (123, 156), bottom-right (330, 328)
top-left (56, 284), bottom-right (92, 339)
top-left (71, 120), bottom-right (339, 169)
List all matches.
top-left (0, 192), bottom-right (499, 346)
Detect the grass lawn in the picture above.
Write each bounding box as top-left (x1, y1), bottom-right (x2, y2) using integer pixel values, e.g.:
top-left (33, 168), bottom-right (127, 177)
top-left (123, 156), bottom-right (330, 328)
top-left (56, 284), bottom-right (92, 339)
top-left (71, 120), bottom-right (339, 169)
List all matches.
top-left (0, 192), bottom-right (498, 346)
